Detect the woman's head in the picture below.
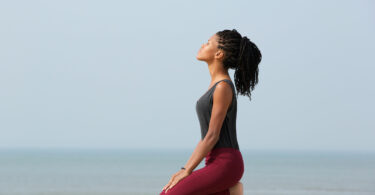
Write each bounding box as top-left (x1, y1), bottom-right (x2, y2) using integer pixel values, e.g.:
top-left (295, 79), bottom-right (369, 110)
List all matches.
top-left (196, 29), bottom-right (262, 101)
top-left (196, 33), bottom-right (223, 63)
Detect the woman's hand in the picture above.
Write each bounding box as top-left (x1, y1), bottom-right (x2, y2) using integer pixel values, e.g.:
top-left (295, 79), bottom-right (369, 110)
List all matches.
top-left (162, 169), bottom-right (191, 193)
top-left (162, 169), bottom-right (184, 191)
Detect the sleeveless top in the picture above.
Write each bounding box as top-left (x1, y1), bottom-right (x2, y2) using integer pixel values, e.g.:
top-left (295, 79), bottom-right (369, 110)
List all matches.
top-left (195, 79), bottom-right (240, 150)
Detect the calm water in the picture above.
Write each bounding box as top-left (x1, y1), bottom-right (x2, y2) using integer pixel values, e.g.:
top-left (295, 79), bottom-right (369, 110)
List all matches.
top-left (0, 148), bottom-right (374, 195)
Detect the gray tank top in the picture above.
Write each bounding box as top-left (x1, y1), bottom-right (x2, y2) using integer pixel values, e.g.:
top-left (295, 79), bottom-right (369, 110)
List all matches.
top-left (196, 79), bottom-right (240, 150)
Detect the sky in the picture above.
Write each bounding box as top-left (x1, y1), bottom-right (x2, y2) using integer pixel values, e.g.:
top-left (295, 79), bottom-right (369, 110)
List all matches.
top-left (0, 0), bottom-right (374, 152)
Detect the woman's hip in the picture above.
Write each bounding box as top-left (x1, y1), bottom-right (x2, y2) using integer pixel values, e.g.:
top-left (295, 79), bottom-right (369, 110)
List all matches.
top-left (205, 147), bottom-right (244, 177)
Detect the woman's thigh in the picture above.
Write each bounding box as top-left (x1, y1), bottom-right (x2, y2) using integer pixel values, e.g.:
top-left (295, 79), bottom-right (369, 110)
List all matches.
top-left (159, 161), bottom-right (240, 195)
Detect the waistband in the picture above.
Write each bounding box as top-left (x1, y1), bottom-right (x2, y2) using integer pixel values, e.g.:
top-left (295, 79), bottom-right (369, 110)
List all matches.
top-left (206, 147), bottom-right (241, 157)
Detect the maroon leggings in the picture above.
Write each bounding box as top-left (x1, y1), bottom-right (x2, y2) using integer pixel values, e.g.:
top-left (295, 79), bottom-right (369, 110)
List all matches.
top-left (159, 147), bottom-right (244, 195)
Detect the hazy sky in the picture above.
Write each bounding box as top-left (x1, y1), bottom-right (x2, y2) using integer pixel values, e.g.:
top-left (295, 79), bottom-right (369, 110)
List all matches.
top-left (1, 0), bottom-right (374, 151)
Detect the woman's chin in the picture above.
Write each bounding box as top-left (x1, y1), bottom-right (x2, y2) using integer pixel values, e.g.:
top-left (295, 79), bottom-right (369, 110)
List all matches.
top-left (196, 55), bottom-right (204, 61)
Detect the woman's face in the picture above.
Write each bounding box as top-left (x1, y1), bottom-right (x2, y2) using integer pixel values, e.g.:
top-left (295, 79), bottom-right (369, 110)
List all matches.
top-left (196, 34), bottom-right (222, 62)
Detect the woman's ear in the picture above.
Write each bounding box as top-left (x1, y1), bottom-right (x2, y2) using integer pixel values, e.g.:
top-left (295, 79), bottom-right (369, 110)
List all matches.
top-left (215, 50), bottom-right (225, 60)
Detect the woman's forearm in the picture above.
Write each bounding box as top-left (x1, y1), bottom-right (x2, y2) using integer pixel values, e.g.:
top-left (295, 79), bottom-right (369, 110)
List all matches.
top-left (183, 139), bottom-right (203, 173)
top-left (183, 135), bottom-right (218, 174)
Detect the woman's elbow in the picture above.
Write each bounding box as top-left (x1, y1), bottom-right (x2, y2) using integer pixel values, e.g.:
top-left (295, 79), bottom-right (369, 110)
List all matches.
top-left (203, 133), bottom-right (220, 145)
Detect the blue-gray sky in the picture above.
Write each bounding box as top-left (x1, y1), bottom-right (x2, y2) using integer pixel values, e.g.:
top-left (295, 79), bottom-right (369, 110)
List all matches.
top-left (1, 0), bottom-right (374, 151)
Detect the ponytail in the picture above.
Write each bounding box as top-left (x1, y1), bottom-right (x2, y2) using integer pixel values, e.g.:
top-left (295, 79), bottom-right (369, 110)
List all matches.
top-left (235, 36), bottom-right (262, 101)
top-left (216, 29), bottom-right (262, 101)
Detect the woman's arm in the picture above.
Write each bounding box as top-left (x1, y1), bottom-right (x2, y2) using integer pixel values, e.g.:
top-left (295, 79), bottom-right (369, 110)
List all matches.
top-left (183, 136), bottom-right (218, 174)
top-left (183, 82), bottom-right (233, 174)
top-left (183, 139), bottom-right (203, 174)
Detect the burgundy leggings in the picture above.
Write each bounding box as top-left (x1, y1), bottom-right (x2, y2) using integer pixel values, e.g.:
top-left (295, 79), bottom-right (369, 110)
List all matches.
top-left (159, 147), bottom-right (244, 195)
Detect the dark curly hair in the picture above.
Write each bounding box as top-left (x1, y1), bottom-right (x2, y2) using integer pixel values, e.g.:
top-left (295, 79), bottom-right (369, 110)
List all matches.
top-left (216, 29), bottom-right (262, 101)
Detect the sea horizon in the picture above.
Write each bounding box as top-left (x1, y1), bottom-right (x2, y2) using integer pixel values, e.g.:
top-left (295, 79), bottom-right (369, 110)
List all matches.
top-left (0, 147), bottom-right (374, 195)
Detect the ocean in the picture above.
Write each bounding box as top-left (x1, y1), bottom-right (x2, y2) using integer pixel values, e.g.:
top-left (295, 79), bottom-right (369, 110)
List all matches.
top-left (0, 148), bottom-right (374, 195)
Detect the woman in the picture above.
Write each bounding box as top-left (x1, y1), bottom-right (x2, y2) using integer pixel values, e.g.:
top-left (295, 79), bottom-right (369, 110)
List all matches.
top-left (159, 29), bottom-right (262, 195)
